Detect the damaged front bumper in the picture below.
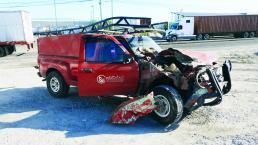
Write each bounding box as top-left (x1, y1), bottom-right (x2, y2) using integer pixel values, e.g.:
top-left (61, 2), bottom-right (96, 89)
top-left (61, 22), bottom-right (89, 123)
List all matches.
top-left (204, 60), bottom-right (232, 106)
top-left (185, 60), bottom-right (232, 111)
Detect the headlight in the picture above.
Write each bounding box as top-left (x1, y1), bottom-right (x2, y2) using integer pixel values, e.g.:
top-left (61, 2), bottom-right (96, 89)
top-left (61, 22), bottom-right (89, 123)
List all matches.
top-left (196, 68), bottom-right (210, 88)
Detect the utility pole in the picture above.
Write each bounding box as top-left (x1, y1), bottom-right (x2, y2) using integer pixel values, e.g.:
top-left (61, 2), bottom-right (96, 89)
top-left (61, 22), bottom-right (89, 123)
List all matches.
top-left (111, 0), bottom-right (113, 17)
top-left (53, 0), bottom-right (58, 28)
top-left (99, 0), bottom-right (102, 20)
top-left (91, 5), bottom-right (95, 22)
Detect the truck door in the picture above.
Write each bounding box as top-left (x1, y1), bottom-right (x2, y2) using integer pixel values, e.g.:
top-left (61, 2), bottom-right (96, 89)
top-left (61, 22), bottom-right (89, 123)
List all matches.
top-left (176, 17), bottom-right (195, 38)
top-left (78, 36), bottom-right (139, 96)
top-left (176, 24), bottom-right (184, 37)
top-left (181, 17), bottom-right (195, 37)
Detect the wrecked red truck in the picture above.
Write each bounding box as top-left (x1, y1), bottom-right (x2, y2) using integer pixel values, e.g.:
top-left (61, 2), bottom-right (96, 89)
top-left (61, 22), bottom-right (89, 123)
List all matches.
top-left (37, 34), bottom-right (232, 125)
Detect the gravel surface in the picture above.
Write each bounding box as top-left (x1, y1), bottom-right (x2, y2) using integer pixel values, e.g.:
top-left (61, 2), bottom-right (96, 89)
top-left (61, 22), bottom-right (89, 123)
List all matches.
top-left (0, 39), bottom-right (258, 145)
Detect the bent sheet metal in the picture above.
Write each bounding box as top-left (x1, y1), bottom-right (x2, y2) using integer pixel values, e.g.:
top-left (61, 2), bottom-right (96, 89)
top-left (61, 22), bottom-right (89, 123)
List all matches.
top-left (111, 93), bottom-right (156, 125)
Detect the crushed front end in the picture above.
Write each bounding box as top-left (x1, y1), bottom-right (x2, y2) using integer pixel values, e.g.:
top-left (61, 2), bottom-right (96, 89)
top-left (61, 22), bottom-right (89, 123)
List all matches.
top-left (151, 48), bottom-right (232, 111)
top-left (112, 36), bottom-right (232, 125)
top-left (183, 60), bottom-right (232, 111)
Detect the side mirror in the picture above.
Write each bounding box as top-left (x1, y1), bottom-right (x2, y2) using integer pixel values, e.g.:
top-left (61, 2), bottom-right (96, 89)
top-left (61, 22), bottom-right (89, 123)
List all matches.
top-left (123, 54), bottom-right (133, 64)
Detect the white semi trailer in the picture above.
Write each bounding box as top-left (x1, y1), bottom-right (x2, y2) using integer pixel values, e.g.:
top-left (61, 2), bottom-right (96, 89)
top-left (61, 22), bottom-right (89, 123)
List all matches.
top-left (0, 11), bottom-right (33, 57)
top-left (165, 14), bottom-right (258, 41)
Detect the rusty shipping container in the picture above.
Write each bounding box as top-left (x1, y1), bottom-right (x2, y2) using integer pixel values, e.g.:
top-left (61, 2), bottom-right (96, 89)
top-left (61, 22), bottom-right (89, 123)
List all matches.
top-left (194, 15), bottom-right (258, 34)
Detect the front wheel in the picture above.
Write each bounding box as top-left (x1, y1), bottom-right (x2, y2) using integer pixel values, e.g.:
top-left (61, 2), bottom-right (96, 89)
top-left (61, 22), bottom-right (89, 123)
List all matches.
top-left (46, 71), bottom-right (69, 98)
top-left (171, 36), bottom-right (177, 42)
top-left (151, 86), bottom-right (183, 125)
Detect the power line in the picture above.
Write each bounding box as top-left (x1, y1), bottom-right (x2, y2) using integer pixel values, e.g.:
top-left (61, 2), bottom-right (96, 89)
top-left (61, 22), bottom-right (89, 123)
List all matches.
top-left (0, 0), bottom-right (90, 5)
top-left (53, 0), bottom-right (58, 27)
top-left (0, 1), bottom-right (49, 5)
top-left (111, 0), bottom-right (113, 17)
top-left (0, 0), bottom-right (93, 8)
top-left (99, 0), bottom-right (102, 20)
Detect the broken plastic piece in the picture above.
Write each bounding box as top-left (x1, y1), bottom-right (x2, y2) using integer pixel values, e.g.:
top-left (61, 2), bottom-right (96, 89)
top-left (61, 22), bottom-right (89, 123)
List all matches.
top-left (111, 92), bottom-right (156, 125)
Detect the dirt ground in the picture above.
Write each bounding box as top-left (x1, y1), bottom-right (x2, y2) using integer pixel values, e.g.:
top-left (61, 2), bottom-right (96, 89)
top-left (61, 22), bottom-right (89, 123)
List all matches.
top-left (0, 38), bottom-right (257, 145)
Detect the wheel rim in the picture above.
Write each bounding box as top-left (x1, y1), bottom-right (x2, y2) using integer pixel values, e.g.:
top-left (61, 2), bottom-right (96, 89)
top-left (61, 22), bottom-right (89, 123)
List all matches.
top-left (250, 32), bottom-right (255, 38)
top-left (0, 48), bottom-right (5, 57)
top-left (172, 36), bottom-right (177, 41)
top-left (204, 34), bottom-right (210, 40)
top-left (50, 77), bottom-right (60, 93)
top-left (244, 32), bottom-right (249, 38)
top-left (197, 34), bottom-right (202, 40)
top-left (154, 95), bottom-right (171, 118)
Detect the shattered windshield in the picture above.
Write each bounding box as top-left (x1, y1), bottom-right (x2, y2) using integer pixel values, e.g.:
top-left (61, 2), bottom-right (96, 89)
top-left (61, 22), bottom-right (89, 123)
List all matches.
top-left (126, 36), bottom-right (162, 55)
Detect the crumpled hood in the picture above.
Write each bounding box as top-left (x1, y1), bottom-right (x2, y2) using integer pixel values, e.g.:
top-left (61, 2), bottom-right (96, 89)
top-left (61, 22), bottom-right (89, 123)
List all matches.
top-left (180, 50), bottom-right (218, 65)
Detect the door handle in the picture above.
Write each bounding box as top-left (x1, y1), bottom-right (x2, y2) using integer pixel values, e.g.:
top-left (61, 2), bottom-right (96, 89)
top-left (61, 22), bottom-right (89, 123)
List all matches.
top-left (81, 68), bottom-right (93, 73)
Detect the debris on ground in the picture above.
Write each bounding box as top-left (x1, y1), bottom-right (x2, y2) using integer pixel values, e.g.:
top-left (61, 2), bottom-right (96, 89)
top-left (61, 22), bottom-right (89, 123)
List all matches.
top-left (111, 92), bottom-right (156, 125)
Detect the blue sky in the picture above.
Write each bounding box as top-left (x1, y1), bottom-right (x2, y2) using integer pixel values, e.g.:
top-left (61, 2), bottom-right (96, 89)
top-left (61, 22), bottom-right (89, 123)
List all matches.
top-left (0, 0), bottom-right (257, 22)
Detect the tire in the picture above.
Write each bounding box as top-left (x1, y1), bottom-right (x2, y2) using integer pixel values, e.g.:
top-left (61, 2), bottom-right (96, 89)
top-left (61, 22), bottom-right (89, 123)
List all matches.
top-left (249, 32), bottom-right (255, 38)
top-left (4, 47), bottom-right (11, 55)
top-left (46, 71), bottom-right (69, 98)
top-left (7, 45), bottom-right (15, 55)
top-left (196, 34), bottom-right (203, 40)
top-left (203, 34), bottom-right (210, 40)
top-left (0, 47), bottom-right (6, 57)
top-left (243, 32), bottom-right (249, 38)
top-left (171, 36), bottom-right (177, 42)
top-left (151, 85), bottom-right (183, 125)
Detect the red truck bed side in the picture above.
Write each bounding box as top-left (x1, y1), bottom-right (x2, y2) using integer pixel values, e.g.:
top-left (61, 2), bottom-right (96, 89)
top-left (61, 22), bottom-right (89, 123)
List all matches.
top-left (38, 34), bottom-right (83, 58)
top-left (38, 34), bottom-right (84, 86)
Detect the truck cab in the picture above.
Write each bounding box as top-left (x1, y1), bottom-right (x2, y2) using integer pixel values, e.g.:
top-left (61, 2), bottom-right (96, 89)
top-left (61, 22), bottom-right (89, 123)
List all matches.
top-left (78, 35), bottom-right (140, 97)
top-left (165, 17), bottom-right (196, 41)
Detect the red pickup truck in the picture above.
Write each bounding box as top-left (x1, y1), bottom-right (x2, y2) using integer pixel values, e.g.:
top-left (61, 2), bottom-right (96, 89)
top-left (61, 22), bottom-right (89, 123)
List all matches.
top-left (37, 34), bottom-right (232, 125)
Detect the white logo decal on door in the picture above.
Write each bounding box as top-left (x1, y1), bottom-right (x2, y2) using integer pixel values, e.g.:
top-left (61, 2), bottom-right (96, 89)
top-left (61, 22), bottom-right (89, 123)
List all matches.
top-left (97, 75), bottom-right (106, 84)
top-left (97, 75), bottom-right (124, 84)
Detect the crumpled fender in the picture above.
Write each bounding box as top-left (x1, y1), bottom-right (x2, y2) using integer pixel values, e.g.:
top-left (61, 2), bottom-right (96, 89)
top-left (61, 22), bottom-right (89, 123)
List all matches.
top-left (180, 50), bottom-right (218, 65)
top-left (111, 92), bottom-right (156, 125)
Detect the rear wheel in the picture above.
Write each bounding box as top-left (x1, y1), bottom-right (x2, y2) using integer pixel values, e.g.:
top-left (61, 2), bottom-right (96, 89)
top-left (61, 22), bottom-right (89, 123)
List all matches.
top-left (249, 32), bottom-right (255, 38)
top-left (8, 45), bottom-right (15, 55)
top-left (203, 34), bottom-right (210, 40)
top-left (151, 86), bottom-right (183, 125)
top-left (4, 46), bottom-right (12, 55)
top-left (243, 32), bottom-right (249, 38)
top-left (46, 71), bottom-right (69, 98)
top-left (0, 47), bottom-right (6, 57)
top-left (196, 34), bottom-right (203, 40)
